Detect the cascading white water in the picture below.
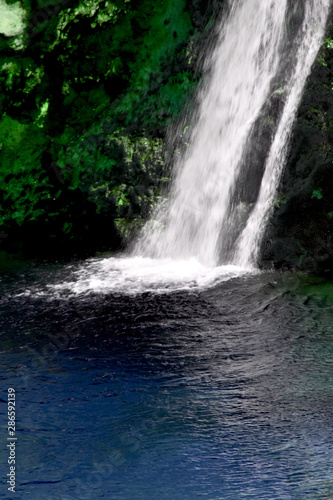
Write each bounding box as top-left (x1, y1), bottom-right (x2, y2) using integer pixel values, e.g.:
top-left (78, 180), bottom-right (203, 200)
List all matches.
top-left (134, 0), bottom-right (330, 269)
top-left (134, 0), bottom-right (289, 266)
top-left (233, 0), bottom-right (331, 267)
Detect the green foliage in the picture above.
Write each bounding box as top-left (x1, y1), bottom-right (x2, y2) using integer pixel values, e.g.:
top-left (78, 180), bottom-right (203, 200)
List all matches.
top-left (275, 197), bottom-right (287, 208)
top-left (0, 114), bottom-right (50, 225)
top-left (317, 37), bottom-right (333, 66)
top-left (312, 188), bottom-right (323, 200)
top-left (304, 107), bottom-right (329, 131)
top-left (0, 0), bottom-right (205, 253)
top-left (54, 128), bottom-right (167, 222)
top-left (324, 37), bottom-right (333, 49)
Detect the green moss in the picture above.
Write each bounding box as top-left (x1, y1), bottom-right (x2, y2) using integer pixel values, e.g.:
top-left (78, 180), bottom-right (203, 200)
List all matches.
top-left (312, 188), bottom-right (323, 200)
top-left (129, 0), bottom-right (191, 89)
top-left (318, 38), bottom-right (332, 67)
top-left (324, 37), bottom-right (333, 49)
top-left (275, 197), bottom-right (287, 208)
top-left (297, 281), bottom-right (333, 304)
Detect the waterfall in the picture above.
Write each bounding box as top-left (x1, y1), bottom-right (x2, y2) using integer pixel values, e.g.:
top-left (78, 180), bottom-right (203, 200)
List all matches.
top-left (134, 0), bottom-right (330, 269)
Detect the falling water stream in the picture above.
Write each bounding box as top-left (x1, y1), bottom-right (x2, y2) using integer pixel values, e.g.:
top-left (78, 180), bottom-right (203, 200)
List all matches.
top-left (135, 0), bottom-right (289, 267)
top-left (1, 2), bottom-right (333, 499)
top-left (135, 0), bottom-right (330, 271)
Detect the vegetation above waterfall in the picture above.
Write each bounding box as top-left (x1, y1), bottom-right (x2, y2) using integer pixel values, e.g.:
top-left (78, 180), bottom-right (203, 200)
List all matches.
top-left (0, 0), bottom-right (220, 257)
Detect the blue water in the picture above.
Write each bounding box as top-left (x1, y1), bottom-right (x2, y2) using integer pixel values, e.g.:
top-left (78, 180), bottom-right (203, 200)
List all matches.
top-left (0, 260), bottom-right (333, 499)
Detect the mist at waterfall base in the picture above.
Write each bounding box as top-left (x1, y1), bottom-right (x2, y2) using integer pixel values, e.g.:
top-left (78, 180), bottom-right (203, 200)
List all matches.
top-left (1, 1), bottom-right (333, 500)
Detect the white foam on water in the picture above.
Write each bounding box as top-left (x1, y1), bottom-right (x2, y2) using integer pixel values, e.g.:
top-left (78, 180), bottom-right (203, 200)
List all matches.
top-left (22, 256), bottom-right (254, 298)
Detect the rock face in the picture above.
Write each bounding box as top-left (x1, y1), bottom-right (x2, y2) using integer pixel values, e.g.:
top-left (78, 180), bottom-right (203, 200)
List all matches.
top-left (260, 18), bottom-right (333, 276)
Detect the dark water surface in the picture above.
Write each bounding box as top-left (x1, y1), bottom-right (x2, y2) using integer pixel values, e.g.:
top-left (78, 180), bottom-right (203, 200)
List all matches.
top-left (1, 258), bottom-right (333, 499)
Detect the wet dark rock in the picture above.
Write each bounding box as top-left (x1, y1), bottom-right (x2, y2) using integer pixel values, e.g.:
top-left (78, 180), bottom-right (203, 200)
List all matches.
top-left (260, 17), bottom-right (333, 276)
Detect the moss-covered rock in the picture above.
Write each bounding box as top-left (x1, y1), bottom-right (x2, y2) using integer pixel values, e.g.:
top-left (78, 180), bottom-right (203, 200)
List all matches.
top-left (260, 18), bottom-right (333, 276)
